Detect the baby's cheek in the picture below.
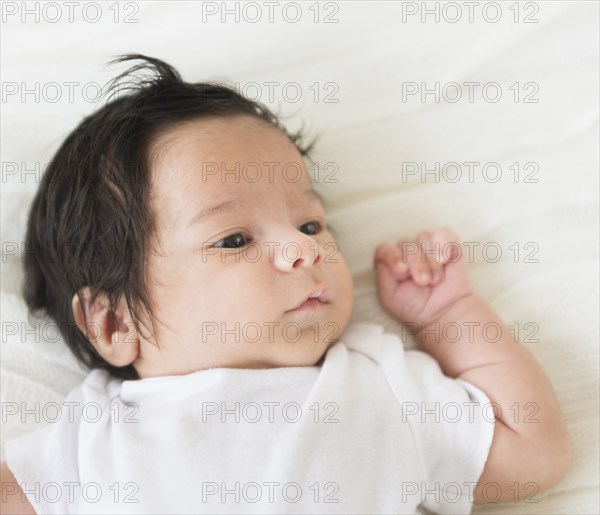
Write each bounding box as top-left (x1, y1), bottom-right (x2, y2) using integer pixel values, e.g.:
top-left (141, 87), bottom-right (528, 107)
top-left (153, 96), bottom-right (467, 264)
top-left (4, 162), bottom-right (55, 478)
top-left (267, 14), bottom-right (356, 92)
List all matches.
top-left (330, 255), bottom-right (354, 316)
top-left (334, 252), bottom-right (353, 288)
top-left (216, 263), bottom-right (273, 309)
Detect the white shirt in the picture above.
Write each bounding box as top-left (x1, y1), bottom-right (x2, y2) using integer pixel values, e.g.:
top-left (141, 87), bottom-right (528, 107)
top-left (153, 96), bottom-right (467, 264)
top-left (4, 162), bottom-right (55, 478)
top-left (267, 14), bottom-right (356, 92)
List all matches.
top-left (5, 322), bottom-right (495, 514)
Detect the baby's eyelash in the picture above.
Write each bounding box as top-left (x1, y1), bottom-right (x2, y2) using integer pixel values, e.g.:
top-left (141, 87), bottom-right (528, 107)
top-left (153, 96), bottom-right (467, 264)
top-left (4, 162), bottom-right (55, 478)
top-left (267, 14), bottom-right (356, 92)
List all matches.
top-left (212, 220), bottom-right (325, 250)
top-left (299, 220), bottom-right (322, 235)
top-left (213, 233), bottom-right (251, 249)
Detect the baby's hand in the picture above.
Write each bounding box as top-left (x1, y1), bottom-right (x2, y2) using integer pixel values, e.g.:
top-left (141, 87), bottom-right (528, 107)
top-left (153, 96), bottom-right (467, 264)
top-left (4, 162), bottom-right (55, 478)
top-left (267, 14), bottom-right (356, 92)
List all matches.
top-left (374, 228), bottom-right (472, 326)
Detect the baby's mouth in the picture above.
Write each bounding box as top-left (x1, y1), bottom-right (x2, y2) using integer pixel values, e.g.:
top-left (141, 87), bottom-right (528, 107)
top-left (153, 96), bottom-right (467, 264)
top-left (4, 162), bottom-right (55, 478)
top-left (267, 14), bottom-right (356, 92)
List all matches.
top-left (286, 289), bottom-right (332, 312)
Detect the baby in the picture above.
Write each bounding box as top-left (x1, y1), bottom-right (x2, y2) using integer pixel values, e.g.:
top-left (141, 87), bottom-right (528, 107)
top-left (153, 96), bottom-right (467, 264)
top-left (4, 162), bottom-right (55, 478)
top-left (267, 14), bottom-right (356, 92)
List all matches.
top-left (1, 55), bottom-right (570, 514)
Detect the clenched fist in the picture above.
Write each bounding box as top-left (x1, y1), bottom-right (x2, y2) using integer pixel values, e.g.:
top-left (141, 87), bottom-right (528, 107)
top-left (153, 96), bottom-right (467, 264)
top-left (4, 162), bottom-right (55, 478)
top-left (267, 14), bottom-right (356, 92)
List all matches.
top-left (374, 228), bottom-right (472, 326)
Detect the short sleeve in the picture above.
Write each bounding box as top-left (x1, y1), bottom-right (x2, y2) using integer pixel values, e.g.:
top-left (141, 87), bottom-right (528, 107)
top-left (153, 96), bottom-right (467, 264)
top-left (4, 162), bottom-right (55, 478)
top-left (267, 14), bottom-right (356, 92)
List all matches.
top-left (4, 371), bottom-right (106, 514)
top-left (378, 332), bottom-right (496, 515)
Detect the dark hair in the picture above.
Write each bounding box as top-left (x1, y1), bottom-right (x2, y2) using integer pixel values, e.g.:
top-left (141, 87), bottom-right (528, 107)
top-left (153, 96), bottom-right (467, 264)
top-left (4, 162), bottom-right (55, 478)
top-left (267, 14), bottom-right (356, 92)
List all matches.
top-left (23, 54), bottom-right (319, 380)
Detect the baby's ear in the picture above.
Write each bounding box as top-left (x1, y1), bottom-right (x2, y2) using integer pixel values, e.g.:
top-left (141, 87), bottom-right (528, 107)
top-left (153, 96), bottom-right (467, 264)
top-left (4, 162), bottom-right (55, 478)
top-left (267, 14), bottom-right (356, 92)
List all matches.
top-left (71, 287), bottom-right (139, 367)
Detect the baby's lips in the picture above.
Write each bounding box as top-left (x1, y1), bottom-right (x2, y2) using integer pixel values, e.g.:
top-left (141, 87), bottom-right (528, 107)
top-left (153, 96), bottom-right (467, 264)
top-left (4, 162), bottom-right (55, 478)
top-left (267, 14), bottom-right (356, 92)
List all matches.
top-left (286, 288), bottom-right (331, 312)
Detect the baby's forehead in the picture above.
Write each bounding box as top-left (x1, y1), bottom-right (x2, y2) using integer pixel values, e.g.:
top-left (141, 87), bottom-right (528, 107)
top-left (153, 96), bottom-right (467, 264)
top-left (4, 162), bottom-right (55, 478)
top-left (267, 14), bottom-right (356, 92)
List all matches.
top-left (149, 114), bottom-right (297, 167)
top-left (147, 116), bottom-right (320, 217)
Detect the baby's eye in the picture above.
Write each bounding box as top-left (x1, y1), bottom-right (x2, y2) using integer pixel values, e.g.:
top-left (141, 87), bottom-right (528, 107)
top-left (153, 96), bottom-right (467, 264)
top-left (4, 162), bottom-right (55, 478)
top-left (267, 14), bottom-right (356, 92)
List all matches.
top-left (214, 233), bottom-right (248, 249)
top-left (300, 221), bottom-right (322, 235)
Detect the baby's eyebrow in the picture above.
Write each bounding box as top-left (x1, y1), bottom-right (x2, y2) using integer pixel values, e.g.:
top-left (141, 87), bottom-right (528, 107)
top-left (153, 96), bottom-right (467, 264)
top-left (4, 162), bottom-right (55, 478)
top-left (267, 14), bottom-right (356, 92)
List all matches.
top-left (187, 198), bottom-right (243, 227)
top-left (187, 188), bottom-right (322, 227)
top-left (305, 188), bottom-right (325, 205)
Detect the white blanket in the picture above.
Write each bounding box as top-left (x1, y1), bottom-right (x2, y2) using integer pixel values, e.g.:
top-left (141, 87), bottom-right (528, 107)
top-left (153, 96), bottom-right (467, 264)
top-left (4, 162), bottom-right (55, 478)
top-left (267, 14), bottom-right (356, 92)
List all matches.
top-left (1, 1), bottom-right (598, 513)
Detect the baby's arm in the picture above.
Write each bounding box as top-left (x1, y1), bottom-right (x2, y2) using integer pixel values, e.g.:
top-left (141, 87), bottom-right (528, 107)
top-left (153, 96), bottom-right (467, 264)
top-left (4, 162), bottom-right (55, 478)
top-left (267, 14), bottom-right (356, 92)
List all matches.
top-left (374, 228), bottom-right (571, 504)
top-left (1, 461), bottom-right (36, 514)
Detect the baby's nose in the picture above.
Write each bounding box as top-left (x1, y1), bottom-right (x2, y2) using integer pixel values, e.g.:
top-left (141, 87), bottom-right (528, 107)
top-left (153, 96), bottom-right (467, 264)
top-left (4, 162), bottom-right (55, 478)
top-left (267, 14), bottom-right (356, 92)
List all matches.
top-left (271, 236), bottom-right (322, 272)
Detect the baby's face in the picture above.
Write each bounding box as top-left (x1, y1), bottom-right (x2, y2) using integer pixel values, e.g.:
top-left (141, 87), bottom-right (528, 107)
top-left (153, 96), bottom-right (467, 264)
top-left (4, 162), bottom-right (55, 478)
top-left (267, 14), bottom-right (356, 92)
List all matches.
top-left (133, 115), bottom-right (354, 377)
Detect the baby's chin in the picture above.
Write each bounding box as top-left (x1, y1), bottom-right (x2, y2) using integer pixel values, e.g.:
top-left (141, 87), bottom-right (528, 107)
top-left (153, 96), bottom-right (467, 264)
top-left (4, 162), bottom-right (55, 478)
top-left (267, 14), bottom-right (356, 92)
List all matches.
top-left (267, 334), bottom-right (340, 368)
